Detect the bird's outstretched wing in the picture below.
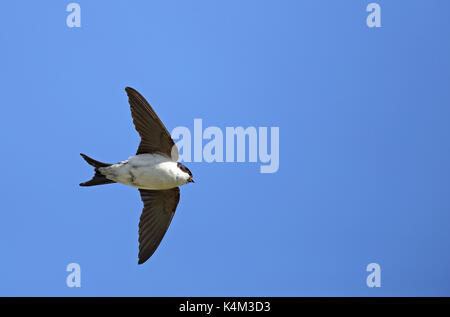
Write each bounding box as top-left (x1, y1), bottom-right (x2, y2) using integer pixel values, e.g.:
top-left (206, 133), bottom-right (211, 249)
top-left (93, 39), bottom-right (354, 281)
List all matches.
top-left (138, 187), bottom-right (180, 264)
top-left (125, 87), bottom-right (178, 160)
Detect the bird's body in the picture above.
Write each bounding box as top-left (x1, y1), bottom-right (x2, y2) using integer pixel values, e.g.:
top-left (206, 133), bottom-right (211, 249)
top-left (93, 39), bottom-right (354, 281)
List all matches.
top-left (80, 87), bottom-right (194, 264)
top-left (99, 153), bottom-right (190, 190)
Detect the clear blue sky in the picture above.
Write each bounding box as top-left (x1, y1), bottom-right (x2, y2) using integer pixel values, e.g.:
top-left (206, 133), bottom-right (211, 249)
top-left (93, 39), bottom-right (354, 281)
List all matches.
top-left (0, 1), bottom-right (449, 296)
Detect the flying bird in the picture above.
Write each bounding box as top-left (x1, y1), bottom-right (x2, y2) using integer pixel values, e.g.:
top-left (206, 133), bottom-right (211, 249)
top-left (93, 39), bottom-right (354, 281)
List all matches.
top-left (80, 87), bottom-right (194, 264)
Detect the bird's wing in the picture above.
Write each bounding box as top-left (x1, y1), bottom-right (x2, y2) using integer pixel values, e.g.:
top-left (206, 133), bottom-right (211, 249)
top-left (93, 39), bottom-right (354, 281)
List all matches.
top-left (125, 87), bottom-right (179, 160)
top-left (137, 187), bottom-right (180, 264)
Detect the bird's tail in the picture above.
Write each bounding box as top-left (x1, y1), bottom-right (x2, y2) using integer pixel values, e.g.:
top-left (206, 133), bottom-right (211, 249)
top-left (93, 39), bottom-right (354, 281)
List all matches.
top-left (79, 153), bottom-right (116, 186)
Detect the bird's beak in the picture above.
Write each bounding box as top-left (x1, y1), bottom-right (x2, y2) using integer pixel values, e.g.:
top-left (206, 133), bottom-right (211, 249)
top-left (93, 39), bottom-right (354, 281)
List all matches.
top-left (188, 177), bottom-right (195, 183)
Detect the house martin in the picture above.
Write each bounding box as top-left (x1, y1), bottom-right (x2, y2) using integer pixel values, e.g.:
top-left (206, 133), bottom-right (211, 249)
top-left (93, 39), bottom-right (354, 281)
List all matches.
top-left (80, 87), bottom-right (194, 264)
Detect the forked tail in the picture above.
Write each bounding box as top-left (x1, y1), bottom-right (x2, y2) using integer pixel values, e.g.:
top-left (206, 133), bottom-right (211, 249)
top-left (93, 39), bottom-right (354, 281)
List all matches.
top-left (79, 153), bottom-right (116, 186)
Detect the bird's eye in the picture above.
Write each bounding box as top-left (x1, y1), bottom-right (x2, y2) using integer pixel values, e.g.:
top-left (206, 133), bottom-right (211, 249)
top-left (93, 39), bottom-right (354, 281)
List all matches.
top-left (177, 162), bottom-right (192, 177)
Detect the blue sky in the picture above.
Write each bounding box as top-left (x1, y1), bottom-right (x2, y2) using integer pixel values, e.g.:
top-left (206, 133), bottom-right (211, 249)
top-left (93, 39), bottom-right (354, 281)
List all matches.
top-left (0, 1), bottom-right (450, 296)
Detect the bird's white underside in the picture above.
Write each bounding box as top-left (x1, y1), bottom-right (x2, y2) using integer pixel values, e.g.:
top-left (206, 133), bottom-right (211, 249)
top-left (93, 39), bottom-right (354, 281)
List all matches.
top-left (99, 153), bottom-right (190, 190)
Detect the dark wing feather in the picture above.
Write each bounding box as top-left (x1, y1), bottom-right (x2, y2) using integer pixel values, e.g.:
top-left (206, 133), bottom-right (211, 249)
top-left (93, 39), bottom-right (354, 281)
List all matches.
top-left (138, 188), bottom-right (180, 264)
top-left (125, 87), bottom-right (178, 160)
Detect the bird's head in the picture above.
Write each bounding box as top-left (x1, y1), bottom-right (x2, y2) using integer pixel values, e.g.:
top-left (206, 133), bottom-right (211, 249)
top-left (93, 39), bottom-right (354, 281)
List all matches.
top-left (177, 162), bottom-right (195, 184)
